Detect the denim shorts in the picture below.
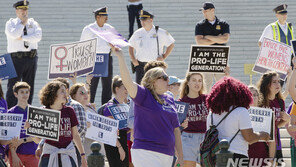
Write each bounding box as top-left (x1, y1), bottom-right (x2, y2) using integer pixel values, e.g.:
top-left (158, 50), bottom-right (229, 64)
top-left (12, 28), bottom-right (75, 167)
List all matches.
top-left (181, 132), bottom-right (205, 163)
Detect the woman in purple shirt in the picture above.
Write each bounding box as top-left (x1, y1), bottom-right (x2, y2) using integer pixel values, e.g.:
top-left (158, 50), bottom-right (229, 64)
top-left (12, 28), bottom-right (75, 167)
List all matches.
top-left (112, 47), bottom-right (184, 167)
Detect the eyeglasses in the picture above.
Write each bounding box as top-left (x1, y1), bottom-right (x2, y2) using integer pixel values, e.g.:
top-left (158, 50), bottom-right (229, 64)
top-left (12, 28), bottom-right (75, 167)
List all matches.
top-left (157, 75), bottom-right (169, 81)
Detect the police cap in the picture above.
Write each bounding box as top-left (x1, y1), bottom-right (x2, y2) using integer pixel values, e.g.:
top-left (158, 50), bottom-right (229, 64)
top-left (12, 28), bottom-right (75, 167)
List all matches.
top-left (273, 4), bottom-right (288, 14)
top-left (13, 0), bottom-right (29, 9)
top-left (139, 10), bottom-right (154, 20)
top-left (93, 7), bottom-right (108, 16)
top-left (199, 2), bottom-right (215, 11)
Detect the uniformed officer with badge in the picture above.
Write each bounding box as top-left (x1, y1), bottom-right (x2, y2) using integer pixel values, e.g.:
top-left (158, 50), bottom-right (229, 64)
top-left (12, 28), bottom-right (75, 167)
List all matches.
top-left (259, 4), bottom-right (294, 48)
top-left (129, 10), bottom-right (175, 84)
top-left (5, 0), bottom-right (42, 108)
top-left (195, 2), bottom-right (230, 92)
top-left (80, 7), bottom-right (117, 105)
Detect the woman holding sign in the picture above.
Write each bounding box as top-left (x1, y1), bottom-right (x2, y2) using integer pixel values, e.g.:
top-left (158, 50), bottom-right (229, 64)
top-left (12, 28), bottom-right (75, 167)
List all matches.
top-left (100, 75), bottom-right (129, 167)
top-left (257, 71), bottom-right (290, 165)
top-left (112, 46), bottom-right (184, 167)
top-left (38, 81), bottom-right (87, 167)
top-left (178, 72), bottom-right (208, 167)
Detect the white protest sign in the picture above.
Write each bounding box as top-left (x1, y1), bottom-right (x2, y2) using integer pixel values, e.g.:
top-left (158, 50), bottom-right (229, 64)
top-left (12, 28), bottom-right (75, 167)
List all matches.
top-left (85, 112), bottom-right (119, 147)
top-left (248, 107), bottom-right (274, 141)
top-left (48, 38), bottom-right (97, 79)
top-left (253, 37), bottom-right (292, 80)
top-left (0, 113), bottom-right (23, 140)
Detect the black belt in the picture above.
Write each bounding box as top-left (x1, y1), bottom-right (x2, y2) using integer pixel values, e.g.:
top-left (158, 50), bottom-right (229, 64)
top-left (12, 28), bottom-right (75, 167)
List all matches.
top-left (11, 49), bottom-right (37, 58)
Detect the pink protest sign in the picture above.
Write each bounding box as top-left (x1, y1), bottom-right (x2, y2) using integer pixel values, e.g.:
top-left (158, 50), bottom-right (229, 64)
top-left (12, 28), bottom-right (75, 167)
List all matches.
top-left (253, 37), bottom-right (292, 80)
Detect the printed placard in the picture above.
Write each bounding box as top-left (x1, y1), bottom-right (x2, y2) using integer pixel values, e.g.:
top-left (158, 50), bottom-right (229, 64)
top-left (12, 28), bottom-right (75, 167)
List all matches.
top-left (174, 101), bottom-right (189, 123)
top-left (26, 106), bottom-right (61, 141)
top-left (108, 104), bottom-right (130, 129)
top-left (189, 45), bottom-right (229, 73)
top-left (48, 38), bottom-right (97, 79)
top-left (85, 112), bottom-right (119, 147)
top-left (248, 107), bottom-right (275, 141)
top-left (91, 53), bottom-right (109, 77)
top-left (253, 37), bottom-right (292, 80)
top-left (0, 113), bottom-right (23, 140)
top-left (0, 54), bottom-right (17, 80)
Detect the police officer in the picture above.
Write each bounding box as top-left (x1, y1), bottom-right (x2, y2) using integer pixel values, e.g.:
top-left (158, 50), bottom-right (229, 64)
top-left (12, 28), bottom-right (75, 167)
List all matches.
top-left (195, 2), bottom-right (230, 92)
top-left (80, 7), bottom-right (116, 105)
top-left (259, 4), bottom-right (294, 48)
top-left (129, 10), bottom-right (175, 84)
top-left (5, 0), bottom-right (42, 108)
top-left (127, 0), bottom-right (143, 39)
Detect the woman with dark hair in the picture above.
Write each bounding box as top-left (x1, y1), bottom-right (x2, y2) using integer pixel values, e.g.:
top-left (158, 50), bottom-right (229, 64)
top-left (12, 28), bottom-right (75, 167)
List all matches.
top-left (38, 81), bottom-right (87, 167)
top-left (206, 77), bottom-right (269, 163)
top-left (112, 47), bottom-right (183, 167)
top-left (178, 72), bottom-right (208, 167)
top-left (99, 75), bottom-right (129, 167)
top-left (257, 71), bottom-right (290, 164)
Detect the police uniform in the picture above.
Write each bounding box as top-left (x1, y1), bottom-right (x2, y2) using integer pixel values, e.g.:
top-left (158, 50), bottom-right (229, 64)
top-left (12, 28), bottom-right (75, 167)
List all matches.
top-left (195, 2), bottom-right (230, 92)
top-left (259, 4), bottom-right (294, 46)
top-left (129, 10), bottom-right (175, 83)
top-left (5, 0), bottom-right (42, 108)
top-left (127, 0), bottom-right (143, 38)
top-left (80, 7), bottom-right (115, 104)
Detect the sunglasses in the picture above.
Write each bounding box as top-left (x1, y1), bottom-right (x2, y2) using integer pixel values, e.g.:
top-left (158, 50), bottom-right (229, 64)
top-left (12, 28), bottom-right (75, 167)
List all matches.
top-left (157, 75), bottom-right (169, 81)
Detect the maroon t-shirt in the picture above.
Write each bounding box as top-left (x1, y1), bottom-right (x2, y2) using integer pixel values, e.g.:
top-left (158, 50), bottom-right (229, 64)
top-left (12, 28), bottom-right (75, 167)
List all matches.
top-left (180, 94), bottom-right (209, 133)
top-left (269, 98), bottom-right (285, 150)
top-left (45, 106), bottom-right (78, 148)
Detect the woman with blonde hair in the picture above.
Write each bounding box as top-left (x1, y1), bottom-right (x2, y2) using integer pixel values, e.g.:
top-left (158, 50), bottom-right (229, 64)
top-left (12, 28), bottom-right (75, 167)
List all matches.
top-left (178, 72), bottom-right (208, 167)
top-left (112, 47), bottom-right (184, 167)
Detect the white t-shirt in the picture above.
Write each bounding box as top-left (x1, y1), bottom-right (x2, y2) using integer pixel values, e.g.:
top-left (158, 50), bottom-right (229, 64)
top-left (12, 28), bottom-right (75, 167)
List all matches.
top-left (80, 22), bottom-right (116, 53)
top-left (206, 107), bottom-right (252, 156)
top-left (129, 26), bottom-right (175, 62)
top-left (259, 21), bottom-right (293, 43)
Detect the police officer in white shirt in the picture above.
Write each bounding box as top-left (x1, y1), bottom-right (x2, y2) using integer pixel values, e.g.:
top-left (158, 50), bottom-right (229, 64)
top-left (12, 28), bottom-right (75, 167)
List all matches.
top-left (129, 10), bottom-right (175, 84)
top-left (5, 0), bottom-right (42, 108)
top-left (80, 7), bottom-right (115, 105)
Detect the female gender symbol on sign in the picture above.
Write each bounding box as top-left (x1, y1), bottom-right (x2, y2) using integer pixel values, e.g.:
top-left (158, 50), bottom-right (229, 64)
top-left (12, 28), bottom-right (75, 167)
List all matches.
top-left (54, 47), bottom-right (68, 71)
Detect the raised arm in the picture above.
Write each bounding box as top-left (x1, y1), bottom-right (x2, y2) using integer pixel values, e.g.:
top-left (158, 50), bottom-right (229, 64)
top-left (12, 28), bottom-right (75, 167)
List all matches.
top-left (112, 47), bottom-right (138, 98)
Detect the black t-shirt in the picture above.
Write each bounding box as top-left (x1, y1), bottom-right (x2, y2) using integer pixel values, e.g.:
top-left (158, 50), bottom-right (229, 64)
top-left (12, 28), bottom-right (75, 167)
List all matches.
top-left (195, 17), bottom-right (230, 45)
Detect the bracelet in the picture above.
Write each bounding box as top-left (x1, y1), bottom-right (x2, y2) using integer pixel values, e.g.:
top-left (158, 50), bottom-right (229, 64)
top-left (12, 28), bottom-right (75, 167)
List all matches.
top-left (117, 146), bottom-right (122, 148)
top-left (80, 153), bottom-right (86, 156)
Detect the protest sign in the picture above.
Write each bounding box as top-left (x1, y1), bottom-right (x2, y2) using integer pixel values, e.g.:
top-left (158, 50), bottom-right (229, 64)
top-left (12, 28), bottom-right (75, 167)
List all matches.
top-left (26, 106), bottom-right (60, 141)
top-left (85, 112), bottom-right (119, 147)
top-left (48, 38), bottom-right (97, 79)
top-left (89, 27), bottom-right (130, 48)
top-left (189, 45), bottom-right (229, 73)
top-left (253, 37), bottom-right (292, 80)
top-left (108, 104), bottom-right (129, 129)
top-left (91, 53), bottom-right (109, 77)
top-left (0, 113), bottom-right (23, 140)
top-left (0, 54), bottom-right (17, 80)
top-left (174, 101), bottom-right (189, 123)
top-left (248, 107), bottom-right (275, 141)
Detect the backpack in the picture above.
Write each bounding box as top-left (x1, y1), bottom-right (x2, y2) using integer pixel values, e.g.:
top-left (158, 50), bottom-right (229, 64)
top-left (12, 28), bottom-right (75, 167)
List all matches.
top-left (200, 107), bottom-right (240, 167)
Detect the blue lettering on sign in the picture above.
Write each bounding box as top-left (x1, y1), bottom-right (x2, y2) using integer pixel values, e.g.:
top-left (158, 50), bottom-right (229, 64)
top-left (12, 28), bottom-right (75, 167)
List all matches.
top-left (0, 57), bottom-right (6, 66)
top-left (96, 55), bottom-right (104, 63)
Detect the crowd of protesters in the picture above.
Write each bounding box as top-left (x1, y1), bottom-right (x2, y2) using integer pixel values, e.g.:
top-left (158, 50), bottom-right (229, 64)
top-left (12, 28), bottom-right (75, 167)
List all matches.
top-left (0, 0), bottom-right (295, 167)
